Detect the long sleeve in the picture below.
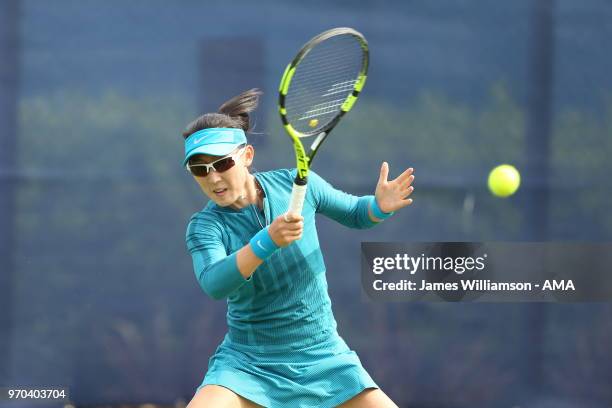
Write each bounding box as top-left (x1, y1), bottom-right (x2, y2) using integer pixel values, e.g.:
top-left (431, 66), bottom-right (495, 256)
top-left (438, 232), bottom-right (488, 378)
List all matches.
top-left (308, 170), bottom-right (378, 229)
top-left (185, 214), bottom-right (249, 300)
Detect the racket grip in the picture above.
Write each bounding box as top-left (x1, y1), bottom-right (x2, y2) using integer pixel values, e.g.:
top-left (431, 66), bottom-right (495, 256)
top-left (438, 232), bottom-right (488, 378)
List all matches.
top-left (287, 182), bottom-right (307, 215)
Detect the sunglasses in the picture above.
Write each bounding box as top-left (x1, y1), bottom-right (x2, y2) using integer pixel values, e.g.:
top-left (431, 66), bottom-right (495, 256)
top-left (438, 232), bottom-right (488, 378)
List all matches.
top-left (186, 147), bottom-right (245, 177)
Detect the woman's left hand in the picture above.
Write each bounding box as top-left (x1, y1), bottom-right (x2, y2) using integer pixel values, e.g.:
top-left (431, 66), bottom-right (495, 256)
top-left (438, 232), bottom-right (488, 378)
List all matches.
top-left (374, 162), bottom-right (415, 213)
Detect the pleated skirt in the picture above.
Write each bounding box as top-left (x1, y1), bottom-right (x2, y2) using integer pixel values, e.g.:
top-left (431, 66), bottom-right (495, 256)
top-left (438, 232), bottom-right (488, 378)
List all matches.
top-left (198, 333), bottom-right (378, 408)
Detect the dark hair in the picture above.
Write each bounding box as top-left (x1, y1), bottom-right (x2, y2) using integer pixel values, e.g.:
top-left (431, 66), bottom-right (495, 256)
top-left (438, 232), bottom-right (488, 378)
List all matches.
top-left (182, 88), bottom-right (262, 139)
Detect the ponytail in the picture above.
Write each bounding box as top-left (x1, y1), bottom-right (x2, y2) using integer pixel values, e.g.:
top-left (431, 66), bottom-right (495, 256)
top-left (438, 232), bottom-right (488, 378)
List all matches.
top-left (182, 88), bottom-right (262, 138)
top-left (217, 88), bottom-right (262, 132)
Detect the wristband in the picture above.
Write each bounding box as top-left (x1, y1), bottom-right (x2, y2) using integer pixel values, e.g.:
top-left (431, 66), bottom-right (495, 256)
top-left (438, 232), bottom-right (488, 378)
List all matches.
top-left (249, 226), bottom-right (280, 260)
top-left (370, 196), bottom-right (394, 220)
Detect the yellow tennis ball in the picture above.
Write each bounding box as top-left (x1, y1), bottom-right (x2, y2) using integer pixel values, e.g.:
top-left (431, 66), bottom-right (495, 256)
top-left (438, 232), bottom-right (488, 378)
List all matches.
top-left (488, 164), bottom-right (521, 197)
top-left (309, 119), bottom-right (319, 128)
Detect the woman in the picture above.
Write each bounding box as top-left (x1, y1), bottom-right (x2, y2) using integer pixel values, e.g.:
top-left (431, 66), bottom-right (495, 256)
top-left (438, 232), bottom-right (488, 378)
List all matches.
top-left (183, 89), bottom-right (414, 408)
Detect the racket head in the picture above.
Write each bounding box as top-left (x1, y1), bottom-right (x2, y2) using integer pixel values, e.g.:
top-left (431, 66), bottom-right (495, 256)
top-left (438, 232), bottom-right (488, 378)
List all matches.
top-left (279, 27), bottom-right (369, 141)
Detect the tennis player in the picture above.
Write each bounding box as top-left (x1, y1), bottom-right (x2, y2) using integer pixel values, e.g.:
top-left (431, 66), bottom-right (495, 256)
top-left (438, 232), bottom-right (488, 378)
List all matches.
top-left (184, 89), bottom-right (414, 408)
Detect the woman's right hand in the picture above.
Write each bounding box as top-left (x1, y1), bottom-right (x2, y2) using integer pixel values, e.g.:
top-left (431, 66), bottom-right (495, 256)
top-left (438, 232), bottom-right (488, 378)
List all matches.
top-left (268, 213), bottom-right (304, 247)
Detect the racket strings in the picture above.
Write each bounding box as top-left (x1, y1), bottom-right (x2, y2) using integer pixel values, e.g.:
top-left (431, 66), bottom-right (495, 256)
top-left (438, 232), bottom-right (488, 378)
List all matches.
top-left (289, 49), bottom-right (362, 95)
top-left (285, 34), bottom-right (365, 135)
top-left (289, 50), bottom-right (362, 101)
top-left (287, 68), bottom-right (359, 129)
top-left (290, 49), bottom-right (361, 84)
top-left (321, 79), bottom-right (359, 97)
top-left (298, 100), bottom-right (346, 121)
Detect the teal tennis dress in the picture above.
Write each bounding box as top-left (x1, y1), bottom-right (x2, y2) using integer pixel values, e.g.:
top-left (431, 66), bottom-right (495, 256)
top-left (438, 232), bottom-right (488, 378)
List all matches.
top-left (185, 169), bottom-right (380, 407)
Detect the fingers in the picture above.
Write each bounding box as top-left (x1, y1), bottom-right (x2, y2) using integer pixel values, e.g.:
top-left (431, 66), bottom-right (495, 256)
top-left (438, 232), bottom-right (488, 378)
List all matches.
top-left (378, 161), bottom-right (389, 185)
top-left (389, 197), bottom-right (414, 211)
top-left (397, 175), bottom-right (415, 191)
top-left (284, 230), bottom-right (303, 239)
top-left (277, 215), bottom-right (303, 230)
top-left (400, 198), bottom-right (414, 208)
top-left (395, 167), bottom-right (414, 184)
top-left (400, 185), bottom-right (415, 199)
top-left (269, 214), bottom-right (304, 246)
top-left (277, 229), bottom-right (302, 240)
top-left (284, 220), bottom-right (303, 231)
top-left (284, 213), bottom-right (303, 223)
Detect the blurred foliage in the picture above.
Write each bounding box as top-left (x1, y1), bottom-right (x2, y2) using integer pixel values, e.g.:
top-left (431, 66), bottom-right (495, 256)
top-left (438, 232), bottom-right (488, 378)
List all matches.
top-left (13, 91), bottom-right (227, 401)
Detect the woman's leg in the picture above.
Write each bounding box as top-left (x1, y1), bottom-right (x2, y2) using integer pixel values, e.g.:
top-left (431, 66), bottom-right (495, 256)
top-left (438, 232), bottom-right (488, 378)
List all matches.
top-left (337, 388), bottom-right (399, 408)
top-left (187, 384), bottom-right (264, 408)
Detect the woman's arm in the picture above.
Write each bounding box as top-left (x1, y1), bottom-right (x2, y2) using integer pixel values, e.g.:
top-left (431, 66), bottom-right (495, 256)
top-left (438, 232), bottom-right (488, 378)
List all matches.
top-left (187, 213), bottom-right (303, 300)
top-left (309, 163), bottom-right (414, 229)
top-left (187, 219), bottom-right (249, 300)
top-left (309, 172), bottom-right (377, 229)
top-left (235, 213), bottom-right (303, 278)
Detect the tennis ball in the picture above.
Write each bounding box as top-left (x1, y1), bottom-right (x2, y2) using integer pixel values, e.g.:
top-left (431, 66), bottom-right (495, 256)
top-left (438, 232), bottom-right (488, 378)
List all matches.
top-left (488, 164), bottom-right (520, 197)
top-left (309, 119), bottom-right (319, 128)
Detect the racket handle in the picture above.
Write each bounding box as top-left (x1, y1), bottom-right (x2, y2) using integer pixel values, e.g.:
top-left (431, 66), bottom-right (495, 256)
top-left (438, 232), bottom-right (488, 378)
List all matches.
top-left (287, 182), bottom-right (308, 215)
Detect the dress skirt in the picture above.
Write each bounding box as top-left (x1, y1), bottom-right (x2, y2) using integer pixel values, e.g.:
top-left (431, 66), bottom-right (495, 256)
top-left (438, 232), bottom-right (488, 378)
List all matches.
top-left (198, 333), bottom-right (378, 408)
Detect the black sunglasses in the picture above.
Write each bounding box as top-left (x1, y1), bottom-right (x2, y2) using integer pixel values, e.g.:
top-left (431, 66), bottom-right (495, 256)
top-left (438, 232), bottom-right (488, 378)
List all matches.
top-left (186, 148), bottom-right (244, 177)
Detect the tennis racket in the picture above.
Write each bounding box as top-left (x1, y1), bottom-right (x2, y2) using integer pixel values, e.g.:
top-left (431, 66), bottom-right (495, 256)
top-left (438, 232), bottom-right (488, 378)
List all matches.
top-left (278, 27), bottom-right (369, 215)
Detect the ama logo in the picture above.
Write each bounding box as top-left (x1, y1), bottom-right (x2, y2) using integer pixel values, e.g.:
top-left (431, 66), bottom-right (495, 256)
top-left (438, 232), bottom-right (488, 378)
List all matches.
top-left (542, 280), bottom-right (575, 291)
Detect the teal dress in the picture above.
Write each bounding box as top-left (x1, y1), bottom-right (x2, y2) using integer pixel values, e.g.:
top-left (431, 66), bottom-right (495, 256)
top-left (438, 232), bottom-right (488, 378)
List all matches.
top-left (185, 169), bottom-right (379, 408)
